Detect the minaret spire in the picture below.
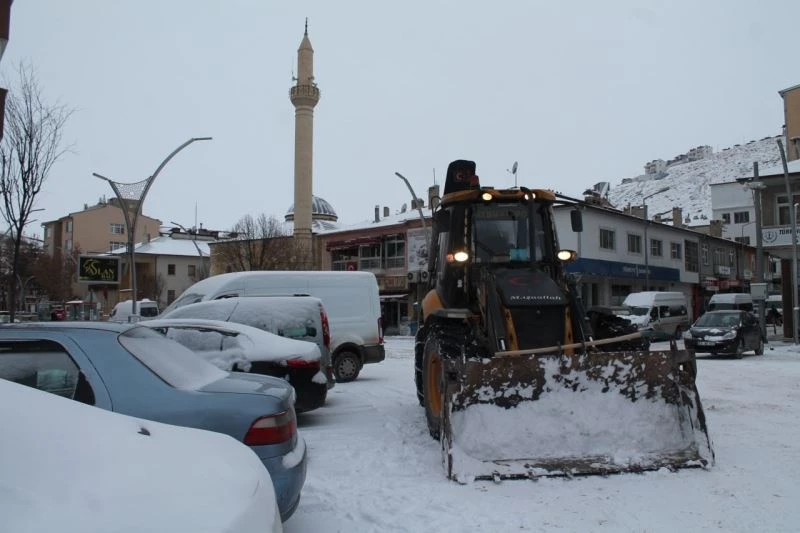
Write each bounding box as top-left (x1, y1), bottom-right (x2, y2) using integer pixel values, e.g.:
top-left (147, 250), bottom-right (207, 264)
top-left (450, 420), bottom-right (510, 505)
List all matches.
top-left (290, 22), bottom-right (321, 269)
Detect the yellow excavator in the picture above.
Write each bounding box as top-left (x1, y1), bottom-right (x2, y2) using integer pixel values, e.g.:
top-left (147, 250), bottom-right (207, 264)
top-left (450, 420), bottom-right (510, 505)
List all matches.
top-left (413, 159), bottom-right (714, 482)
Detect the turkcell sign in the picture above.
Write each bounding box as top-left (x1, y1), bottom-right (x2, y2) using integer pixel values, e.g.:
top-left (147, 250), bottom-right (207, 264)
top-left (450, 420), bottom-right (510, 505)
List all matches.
top-left (78, 255), bottom-right (120, 284)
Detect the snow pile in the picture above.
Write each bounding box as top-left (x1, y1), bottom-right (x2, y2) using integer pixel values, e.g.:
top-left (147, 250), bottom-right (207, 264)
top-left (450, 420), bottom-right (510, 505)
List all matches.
top-left (606, 135), bottom-right (783, 224)
top-left (447, 355), bottom-right (712, 481)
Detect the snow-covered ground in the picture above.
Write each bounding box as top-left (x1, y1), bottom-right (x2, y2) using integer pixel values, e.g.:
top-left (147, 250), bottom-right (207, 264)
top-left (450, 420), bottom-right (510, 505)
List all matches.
top-left (286, 336), bottom-right (800, 533)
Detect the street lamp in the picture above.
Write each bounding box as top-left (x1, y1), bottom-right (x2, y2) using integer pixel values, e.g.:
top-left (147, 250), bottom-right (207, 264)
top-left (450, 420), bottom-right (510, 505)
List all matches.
top-left (642, 186), bottom-right (670, 290)
top-left (94, 137), bottom-right (212, 319)
top-left (737, 165), bottom-right (767, 336)
top-left (395, 171), bottom-right (429, 328)
top-left (170, 221), bottom-right (208, 280)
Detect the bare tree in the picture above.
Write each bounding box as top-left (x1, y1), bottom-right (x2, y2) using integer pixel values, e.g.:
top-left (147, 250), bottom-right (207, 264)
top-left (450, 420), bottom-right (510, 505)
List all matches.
top-left (0, 64), bottom-right (72, 320)
top-left (216, 213), bottom-right (307, 271)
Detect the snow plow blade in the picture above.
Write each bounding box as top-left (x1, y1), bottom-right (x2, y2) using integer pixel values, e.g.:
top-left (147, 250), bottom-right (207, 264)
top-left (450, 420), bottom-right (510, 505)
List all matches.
top-left (440, 345), bottom-right (714, 483)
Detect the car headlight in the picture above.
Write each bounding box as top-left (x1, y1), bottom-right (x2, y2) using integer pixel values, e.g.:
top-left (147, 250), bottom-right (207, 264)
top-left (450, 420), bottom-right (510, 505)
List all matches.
top-left (682, 330), bottom-right (692, 340)
top-left (722, 330), bottom-right (737, 340)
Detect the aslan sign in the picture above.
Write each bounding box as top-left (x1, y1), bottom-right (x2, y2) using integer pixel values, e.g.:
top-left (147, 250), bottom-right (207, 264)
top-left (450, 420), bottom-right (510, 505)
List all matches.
top-left (78, 255), bottom-right (120, 284)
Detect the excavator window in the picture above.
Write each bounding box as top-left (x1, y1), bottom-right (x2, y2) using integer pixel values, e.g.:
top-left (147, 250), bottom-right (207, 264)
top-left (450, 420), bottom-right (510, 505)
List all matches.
top-left (472, 204), bottom-right (545, 264)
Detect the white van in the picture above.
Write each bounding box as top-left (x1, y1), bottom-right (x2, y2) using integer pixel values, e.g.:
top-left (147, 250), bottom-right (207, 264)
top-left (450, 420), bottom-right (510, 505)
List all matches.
top-left (622, 291), bottom-right (691, 339)
top-left (108, 299), bottom-right (159, 323)
top-left (162, 271), bottom-right (385, 382)
top-left (708, 293), bottom-right (754, 312)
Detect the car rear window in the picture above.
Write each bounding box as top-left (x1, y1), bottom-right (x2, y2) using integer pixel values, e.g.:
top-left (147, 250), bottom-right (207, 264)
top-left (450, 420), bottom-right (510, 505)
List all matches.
top-left (118, 326), bottom-right (227, 390)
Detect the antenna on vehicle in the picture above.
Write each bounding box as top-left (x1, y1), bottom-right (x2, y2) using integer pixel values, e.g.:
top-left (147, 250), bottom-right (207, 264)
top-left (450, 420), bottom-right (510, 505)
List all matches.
top-left (507, 161), bottom-right (518, 188)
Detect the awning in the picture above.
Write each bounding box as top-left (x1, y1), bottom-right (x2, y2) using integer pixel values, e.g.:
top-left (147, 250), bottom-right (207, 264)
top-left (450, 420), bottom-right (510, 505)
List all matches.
top-left (380, 293), bottom-right (408, 301)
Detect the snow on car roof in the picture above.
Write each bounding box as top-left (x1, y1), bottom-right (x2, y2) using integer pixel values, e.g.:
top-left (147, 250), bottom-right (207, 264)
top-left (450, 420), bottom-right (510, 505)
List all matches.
top-left (145, 318), bottom-right (321, 364)
top-left (0, 378), bottom-right (278, 532)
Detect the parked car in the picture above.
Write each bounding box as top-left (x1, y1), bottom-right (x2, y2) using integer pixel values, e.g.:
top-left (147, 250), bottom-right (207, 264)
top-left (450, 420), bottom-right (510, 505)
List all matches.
top-left (585, 305), bottom-right (650, 351)
top-left (161, 270), bottom-right (385, 383)
top-left (707, 292), bottom-right (754, 312)
top-left (623, 291), bottom-right (690, 340)
top-left (160, 296), bottom-right (334, 391)
top-left (144, 317), bottom-right (326, 413)
top-left (108, 298), bottom-right (160, 322)
top-left (0, 322), bottom-right (306, 521)
top-left (682, 310), bottom-right (765, 358)
top-left (0, 378), bottom-right (283, 533)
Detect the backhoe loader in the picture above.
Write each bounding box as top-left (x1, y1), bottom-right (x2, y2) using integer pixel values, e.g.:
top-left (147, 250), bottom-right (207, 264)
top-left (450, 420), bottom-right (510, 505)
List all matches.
top-left (413, 159), bottom-right (714, 482)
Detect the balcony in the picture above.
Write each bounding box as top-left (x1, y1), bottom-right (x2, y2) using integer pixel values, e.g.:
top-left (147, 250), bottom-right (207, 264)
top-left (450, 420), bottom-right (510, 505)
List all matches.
top-left (289, 85), bottom-right (320, 107)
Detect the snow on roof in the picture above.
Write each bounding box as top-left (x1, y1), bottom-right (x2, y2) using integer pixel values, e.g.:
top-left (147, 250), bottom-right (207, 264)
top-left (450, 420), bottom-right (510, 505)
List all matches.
top-left (110, 235), bottom-right (212, 257)
top-left (755, 158), bottom-right (800, 178)
top-left (317, 208), bottom-right (430, 235)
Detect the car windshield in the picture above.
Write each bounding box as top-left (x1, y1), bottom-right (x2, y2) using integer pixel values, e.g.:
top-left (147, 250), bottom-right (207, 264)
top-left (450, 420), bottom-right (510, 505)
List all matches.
top-left (695, 312), bottom-right (741, 328)
top-left (629, 306), bottom-right (650, 316)
top-left (472, 203), bottom-right (547, 264)
top-left (162, 292), bottom-right (205, 314)
top-left (118, 326), bottom-right (228, 390)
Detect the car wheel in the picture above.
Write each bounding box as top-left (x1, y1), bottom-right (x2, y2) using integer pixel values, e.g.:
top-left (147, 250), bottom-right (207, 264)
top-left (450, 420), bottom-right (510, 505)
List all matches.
top-left (333, 351), bottom-right (361, 383)
top-left (734, 338), bottom-right (745, 359)
top-left (755, 336), bottom-right (764, 356)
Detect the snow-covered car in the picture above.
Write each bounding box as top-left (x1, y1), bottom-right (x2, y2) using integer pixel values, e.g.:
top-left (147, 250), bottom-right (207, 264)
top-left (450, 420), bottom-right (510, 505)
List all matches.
top-left (0, 377), bottom-right (283, 533)
top-left (144, 317), bottom-right (326, 413)
top-left (0, 322), bottom-right (306, 521)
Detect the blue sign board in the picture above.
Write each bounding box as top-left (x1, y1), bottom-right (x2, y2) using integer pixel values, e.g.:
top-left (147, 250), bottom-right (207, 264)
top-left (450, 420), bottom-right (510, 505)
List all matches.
top-left (565, 257), bottom-right (680, 281)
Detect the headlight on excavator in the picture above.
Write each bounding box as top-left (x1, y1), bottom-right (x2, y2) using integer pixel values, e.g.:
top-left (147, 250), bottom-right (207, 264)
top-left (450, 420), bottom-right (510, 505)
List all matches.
top-left (557, 249), bottom-right (577, 262)
top-left (481, 191), bottom-right (493, 201)
top-left (453, 250), bottom-right (470, 262)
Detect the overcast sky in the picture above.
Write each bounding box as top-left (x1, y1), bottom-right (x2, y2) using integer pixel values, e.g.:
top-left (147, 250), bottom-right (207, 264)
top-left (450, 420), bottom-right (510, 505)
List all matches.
top-left (5, 1), bottom-right (800, 236)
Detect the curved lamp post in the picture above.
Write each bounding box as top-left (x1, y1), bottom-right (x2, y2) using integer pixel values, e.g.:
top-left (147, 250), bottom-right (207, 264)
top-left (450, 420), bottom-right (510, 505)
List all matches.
top-left (642, 186), bottom-right (670, 290)
top-left (94, 137), bottom-right (212, 319)
top-left (170, 220), bottom-right (208, 280)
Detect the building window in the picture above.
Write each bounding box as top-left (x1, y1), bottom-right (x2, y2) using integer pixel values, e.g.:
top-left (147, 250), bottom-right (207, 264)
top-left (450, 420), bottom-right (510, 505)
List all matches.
top-left (65, 239), bottom-right (72, 251)
top-left (650, 239), bottom-right (663, 257)
top-left (599, 228), bottom-right (615, 250)
top-left (734, 236), bottom-right (751, 245)
top-left (721, 213), bottom-right (731, 224)
top-left (359, 244), bottom-right (382, 270)
top-left (701, 243), bottom-right (709, 265)
top-left (627, 233), bottom-right (642, 254)
top-left (728, 250), bottom-right (735, 266)
top-left (733, 211), bottom-right (750, 224)
top-left (685, 241), bottom-right (699, 273)
top-left (167, 264), bottom-right (176, 276)
top-left (188, 264), bottom-right (196, 277)
top-left (384, 235), bottom-right (405, 269)
top-left (110, 223), bottom-right (125, 235)
top-left (109, 241), bottom-right (126, 252)
top-left (670, 242), bottom-right (682, 259)
top-left (167, 290), bottom-right (176, 304)
top-left (713, 248), bottom-right (725, 266)
top-left (66, 221), bottom-right (73, 233)
top-left (332, 248), bottom-right (359, 271)
top-left (776, 195), bottom-right (800, 225)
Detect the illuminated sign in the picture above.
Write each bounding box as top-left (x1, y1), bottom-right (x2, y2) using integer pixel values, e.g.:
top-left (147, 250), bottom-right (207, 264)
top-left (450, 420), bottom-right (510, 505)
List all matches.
top-left (78, 255), bottom-right (120, 284)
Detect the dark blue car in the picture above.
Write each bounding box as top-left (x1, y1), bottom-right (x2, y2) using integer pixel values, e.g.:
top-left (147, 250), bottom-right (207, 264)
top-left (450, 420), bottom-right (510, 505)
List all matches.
top-left (0, 322), bottom-right (307, 521)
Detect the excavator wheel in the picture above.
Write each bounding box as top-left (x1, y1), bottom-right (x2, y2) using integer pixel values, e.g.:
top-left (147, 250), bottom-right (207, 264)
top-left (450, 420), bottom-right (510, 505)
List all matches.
top-left (422, 322), bottom-right (465, 440)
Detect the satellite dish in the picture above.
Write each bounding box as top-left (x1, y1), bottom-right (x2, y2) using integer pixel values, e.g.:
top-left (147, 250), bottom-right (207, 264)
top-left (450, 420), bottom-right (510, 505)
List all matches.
top-left (511, 161), bottom-right (518, 175)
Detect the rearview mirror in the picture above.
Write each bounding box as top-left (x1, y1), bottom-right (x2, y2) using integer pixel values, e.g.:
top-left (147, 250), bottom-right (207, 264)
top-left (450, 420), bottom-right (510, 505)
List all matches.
top-left (570, 209), bottom-right (583, 232)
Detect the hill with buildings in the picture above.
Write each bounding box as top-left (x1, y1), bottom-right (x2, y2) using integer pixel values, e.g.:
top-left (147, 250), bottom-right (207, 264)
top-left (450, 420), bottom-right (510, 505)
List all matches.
top-left (604, 134), bottom-right (784, 226)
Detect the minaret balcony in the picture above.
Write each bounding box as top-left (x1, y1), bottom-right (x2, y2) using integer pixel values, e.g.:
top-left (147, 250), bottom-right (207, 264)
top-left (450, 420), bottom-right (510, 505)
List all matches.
top-left (290, 85), bottom-right (320, 107)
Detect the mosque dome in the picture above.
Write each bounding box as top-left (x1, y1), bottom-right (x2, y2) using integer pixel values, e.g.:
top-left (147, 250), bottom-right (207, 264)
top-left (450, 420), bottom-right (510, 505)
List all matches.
top-left (285, 195), bottom-right (338, 222)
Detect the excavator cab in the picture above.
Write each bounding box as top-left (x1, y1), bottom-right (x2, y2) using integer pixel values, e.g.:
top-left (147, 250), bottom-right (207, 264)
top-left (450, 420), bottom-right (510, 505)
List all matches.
top-left (415, 159), bottom-right (714, 482)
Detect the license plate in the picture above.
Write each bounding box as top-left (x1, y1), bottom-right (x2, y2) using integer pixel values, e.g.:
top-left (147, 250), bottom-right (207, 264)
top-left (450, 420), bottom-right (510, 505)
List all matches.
top-left (696, 341), bottom-right (715, 346)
